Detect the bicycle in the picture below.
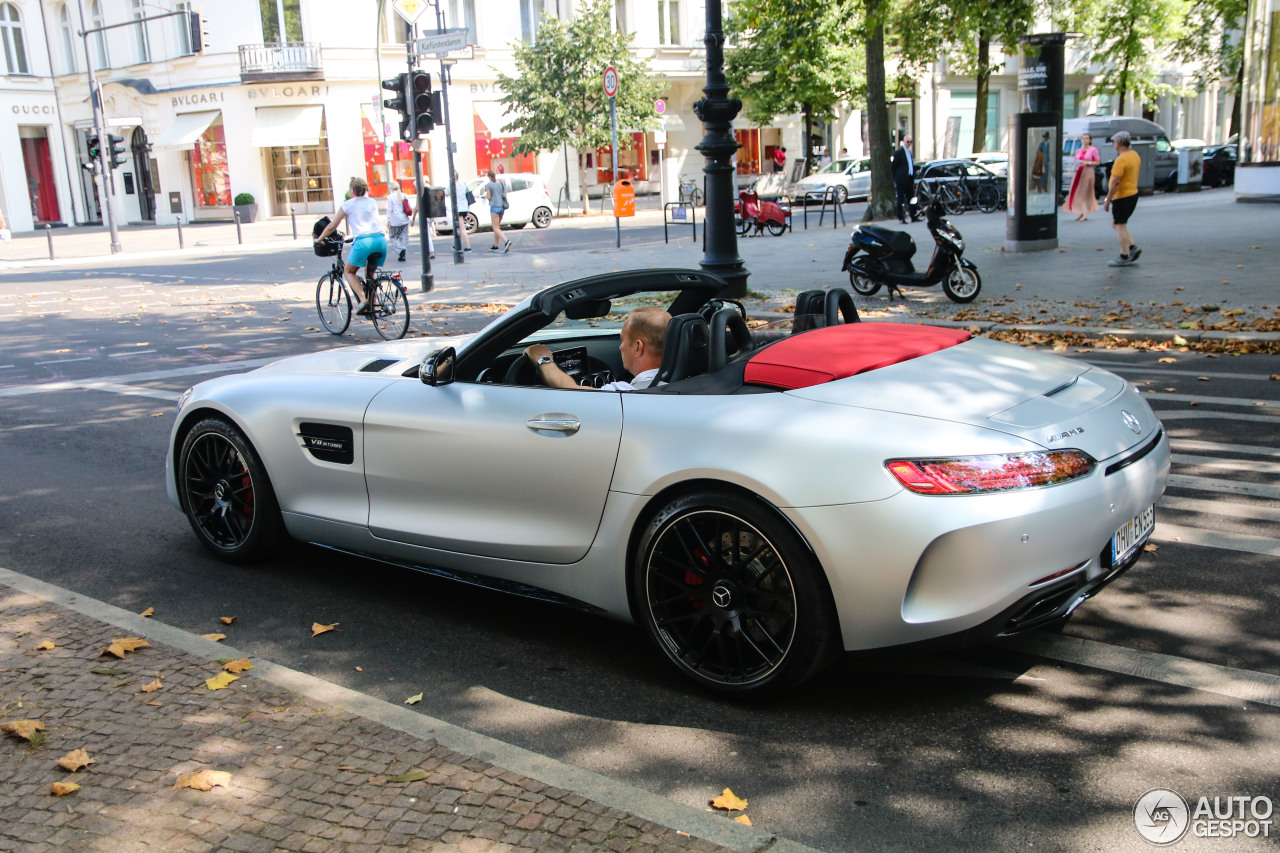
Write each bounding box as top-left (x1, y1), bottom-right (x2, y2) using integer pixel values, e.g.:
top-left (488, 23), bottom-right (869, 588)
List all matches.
top-left (314, 234), bottom-right (411, 340)
top-left (678, 174), bottom-right (704, 207)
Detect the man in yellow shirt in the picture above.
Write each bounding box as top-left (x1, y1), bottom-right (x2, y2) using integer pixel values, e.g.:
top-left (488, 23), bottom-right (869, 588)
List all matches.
top-left (1103, 130), bottom-right (1142, 267)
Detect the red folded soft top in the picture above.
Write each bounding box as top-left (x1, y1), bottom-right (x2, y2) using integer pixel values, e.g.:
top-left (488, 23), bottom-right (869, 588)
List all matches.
top-left (744, 324), bottom-right (972, 390)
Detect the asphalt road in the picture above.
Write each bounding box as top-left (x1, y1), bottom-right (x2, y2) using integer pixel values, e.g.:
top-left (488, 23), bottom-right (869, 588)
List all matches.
top-left (1, 257), bottom-right (1278, 852)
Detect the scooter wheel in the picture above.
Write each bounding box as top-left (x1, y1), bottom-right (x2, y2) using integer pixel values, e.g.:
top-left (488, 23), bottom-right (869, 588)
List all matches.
top-left (942, 264), bottom-right (981, 303)
top-left (767, 220), bottom-right (787, 236)
top-left (848, 270), bottom-right (881, 297)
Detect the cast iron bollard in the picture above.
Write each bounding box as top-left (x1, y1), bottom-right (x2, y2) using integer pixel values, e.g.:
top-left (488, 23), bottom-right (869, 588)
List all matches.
top-left (234, 209), bottom-right (243, 244)
top-left (291, 208), bottom-right (297, 240)
top-left (177, 217), bottom-right (184, 249)
top-left (45, 223), bottom-right (54, 260)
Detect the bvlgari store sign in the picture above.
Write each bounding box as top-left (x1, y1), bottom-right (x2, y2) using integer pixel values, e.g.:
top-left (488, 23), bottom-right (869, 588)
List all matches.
top-left (170, 85), bottom-right (332, 109)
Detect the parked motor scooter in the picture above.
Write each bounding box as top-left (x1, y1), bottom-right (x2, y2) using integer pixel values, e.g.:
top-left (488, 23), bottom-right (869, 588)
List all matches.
top-left (839, 200), bottom-right (981, 303)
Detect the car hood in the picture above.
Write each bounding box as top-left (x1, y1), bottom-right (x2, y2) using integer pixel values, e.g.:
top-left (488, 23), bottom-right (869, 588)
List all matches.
top-left (783, 337), bottom-right (1158, 460)
top-left (252, 333), bottom-right (480, 376)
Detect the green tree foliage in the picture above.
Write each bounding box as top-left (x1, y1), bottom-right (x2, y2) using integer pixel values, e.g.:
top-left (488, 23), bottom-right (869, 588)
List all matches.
top-left (1174, 0), bottom-right (1247, 132)
top-left (495, 0), bottom-right (662, 213)
top-left (725, 0), bottom-right (865, 173)
top-left (1069, 0), bottom-right (1191, 112)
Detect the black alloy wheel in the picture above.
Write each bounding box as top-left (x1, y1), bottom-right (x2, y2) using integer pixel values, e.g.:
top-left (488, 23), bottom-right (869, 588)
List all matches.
top-left (179, 418), bottom-right (286, 562)
top-left (634, 490), bottom-right (837, 694)
top-left (848, 269), bottom-right (881, 297)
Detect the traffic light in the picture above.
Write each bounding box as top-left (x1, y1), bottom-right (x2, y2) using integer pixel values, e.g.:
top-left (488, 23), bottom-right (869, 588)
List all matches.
top-left (188, 11), bottom-right (210, 53)
top-left (86, 134), bottom-right (100, 160)
top-left (108, 134), bottom-right (127, 168)
top-left (409, 71), bottom-right (434, 135)
top-left (382, 74), bottom-right (410, 141)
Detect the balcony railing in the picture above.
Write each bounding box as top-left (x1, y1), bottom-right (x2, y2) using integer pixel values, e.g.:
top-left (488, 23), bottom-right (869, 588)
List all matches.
top-left (238, 42), bottom-right (323, 80)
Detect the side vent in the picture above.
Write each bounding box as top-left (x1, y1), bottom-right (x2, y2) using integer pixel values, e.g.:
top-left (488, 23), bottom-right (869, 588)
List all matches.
top-left (360, 358), bottom-right (399, 373)
top-left (298, 423), bottom-right (354, 465)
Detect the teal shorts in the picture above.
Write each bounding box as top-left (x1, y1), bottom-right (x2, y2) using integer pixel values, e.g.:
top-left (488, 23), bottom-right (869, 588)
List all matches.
top-left (349, 234), bottom-right (387, 268)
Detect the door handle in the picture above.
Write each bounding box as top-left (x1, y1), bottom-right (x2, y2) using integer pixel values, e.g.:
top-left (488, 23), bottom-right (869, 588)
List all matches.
top-left (526, 414), bottom-right (581, 435)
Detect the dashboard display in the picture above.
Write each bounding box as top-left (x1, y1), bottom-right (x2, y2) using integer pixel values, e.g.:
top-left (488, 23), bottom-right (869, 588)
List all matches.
top-left (554, 346), bottom-right (588, 377)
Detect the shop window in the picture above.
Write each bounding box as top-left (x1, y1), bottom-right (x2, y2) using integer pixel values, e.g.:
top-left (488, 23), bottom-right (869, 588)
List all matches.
top-left (658, 0), bottom-right (680, 45)
top-left (361, 104), bottom-right (421, 197)
top-left (192, 117), bottom-right (232, 207)
top-left (269, 114), bottom-right (333, 211)
top-left (597, 133), bottom-right (648, 183)
top-left (1, 3), bottom-right (30, 75)
top-left (474, 107), bottom-right (535, 177)
top-left (735, 128), bottom-right (760, 174)
top-left (20, 127), bottom-right (60, 223)
top-left (261, 0), bottom-right (302, 42)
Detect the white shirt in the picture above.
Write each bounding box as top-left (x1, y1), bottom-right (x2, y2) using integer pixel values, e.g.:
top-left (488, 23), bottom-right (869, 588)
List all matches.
top-left (600, 368), bottom-right (658, 392)
top-left (342, 195), bottom-right (382, 237)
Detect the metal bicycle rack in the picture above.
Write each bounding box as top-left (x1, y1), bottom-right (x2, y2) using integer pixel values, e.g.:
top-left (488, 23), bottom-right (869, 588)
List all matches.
top-left (802, 187), bottom-right (846, 229)
top-left (663, 202), bottom-right (697, 243)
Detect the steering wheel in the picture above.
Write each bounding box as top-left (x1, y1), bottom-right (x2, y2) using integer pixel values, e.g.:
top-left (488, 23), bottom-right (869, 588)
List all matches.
top-left (503, 353), bottom-right (541, 385)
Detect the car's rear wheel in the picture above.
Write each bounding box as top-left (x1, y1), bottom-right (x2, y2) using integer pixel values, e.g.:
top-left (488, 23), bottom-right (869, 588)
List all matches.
top-left (832, 185), bottom-right (848, 205)
top-left (532, 206), bottom-right (552, 228)
top-left (461, 212), bottom-right (478, 234)
top-left (633, 490), bottom-right (837, 694)
top-left (178, 418), bottom-right (286, 562)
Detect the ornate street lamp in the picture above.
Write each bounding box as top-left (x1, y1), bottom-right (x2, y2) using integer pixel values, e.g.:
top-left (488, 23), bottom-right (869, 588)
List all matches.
top-left (693, 0), bottom-right (747, 297)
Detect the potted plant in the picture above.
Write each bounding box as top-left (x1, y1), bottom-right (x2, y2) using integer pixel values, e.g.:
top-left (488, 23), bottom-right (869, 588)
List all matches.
top-left (233, 192), bottom-right (258, 223)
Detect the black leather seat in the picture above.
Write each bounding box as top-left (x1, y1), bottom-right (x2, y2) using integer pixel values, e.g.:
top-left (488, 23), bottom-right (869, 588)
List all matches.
top-left (708, 306), bottom-right (754, 370)
top-left (653, 313), bottom-right (710, 385)
top-left (793, 288), bottom-right (860, 330)
top-left (860, 225), bottom-right (916, 258)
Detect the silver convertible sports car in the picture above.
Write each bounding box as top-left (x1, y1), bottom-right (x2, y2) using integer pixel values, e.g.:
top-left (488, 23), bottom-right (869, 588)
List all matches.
top-left (167, 270), bottom-right (1169, 694)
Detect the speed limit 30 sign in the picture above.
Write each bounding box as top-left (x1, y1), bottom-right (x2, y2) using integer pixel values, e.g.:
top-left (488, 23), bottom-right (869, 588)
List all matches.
top-left (603, 66), bottom-right (618, 98)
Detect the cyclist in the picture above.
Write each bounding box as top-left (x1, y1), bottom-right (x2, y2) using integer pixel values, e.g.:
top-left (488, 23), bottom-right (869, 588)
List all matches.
top-left (314, 177), bottom-right (386, 315)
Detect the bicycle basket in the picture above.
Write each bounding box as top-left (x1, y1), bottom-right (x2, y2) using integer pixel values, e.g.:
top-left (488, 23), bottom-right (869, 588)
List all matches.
top-left (314, 233), bottom-right (344, 257)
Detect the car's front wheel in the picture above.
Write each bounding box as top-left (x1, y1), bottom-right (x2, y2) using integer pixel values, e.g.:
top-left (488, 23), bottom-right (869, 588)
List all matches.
top-left (633, 490), bottom-right (838, 694)
top-left (178, 418), bottom-right (287, 562)
top-left (461, 212), bottom-right (478, 234)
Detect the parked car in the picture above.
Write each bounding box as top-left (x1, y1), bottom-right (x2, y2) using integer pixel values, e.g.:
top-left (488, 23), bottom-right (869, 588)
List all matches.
top-left (793, 157), bottom-right (872, 204)
top-left (1201, 143), bottom-right (1237, 187)
top-left (167, 270), bottom-right (1169, 695)
top-left (969, 152), bottom-right (1009, 177)
top-left (433, 173), bottom-right (554, 233)
top-left (914, 159), bottom-right (1007, 211)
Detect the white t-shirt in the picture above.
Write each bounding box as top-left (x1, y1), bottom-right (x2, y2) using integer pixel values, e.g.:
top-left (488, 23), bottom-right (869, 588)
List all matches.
top-left (342, 195), bottom-right (382, 237)
top-left (600, 367), bottom-right (658, 392)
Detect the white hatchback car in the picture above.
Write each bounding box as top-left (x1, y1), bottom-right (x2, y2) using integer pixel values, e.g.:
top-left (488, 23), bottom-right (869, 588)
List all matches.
top-left (433, 173), bottom-right (554, 233)
top-left (794, 157), bottom-right (872, 204)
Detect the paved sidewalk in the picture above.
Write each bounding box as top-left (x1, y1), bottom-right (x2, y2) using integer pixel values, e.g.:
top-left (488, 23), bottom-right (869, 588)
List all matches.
top-left (0, 570), bottom-right (804, 853)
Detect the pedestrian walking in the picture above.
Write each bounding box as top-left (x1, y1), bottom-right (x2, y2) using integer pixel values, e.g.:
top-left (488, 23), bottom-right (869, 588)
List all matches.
top-left (1103, 130), bottom-right (1142, 267)
top-left (386, 183), bottom-right (411, 262)
top-left (452, 171), bottom-right (472, 252)
top-left (1064, 132), bottom-right (1100, 220)
top-left (484, 170), bottom-right (511, 253)
top-left (892, 135), bottom-right (919, 223)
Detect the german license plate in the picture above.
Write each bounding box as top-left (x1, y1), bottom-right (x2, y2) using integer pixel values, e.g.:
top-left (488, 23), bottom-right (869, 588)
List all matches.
top-left (1111, 504), bottom-right (1155, 566)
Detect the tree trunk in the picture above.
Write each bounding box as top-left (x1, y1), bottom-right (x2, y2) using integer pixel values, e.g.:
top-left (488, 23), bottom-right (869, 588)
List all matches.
top-left (973, 32), bottom-right (990, 154)
top-left (803, 103), bottom-right (814, 177)
top-left (863, 0), bottom-right (895, 222)
top-left (1229, 62), bottom-right (1243, 137)
top-left (579, 152), bottom-right (590, 216)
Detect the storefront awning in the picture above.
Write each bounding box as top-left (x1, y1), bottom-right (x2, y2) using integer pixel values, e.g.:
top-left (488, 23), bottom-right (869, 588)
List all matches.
top-left (251, 105), bottom-right (324, 148)
top-left (473, 101), bottom-right (521, 138)
top-left (152, 110), bottom-right (220, 150)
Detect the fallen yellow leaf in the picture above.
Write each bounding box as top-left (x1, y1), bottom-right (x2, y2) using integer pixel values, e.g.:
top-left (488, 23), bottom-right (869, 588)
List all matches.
top-left (140, 607), bottom-right (154, 617)
top-left (1, 720), bottom-right (45, 741)
top-left (57, 749), bottom-right (94, 772)
top-left (146, 702), bottom-right (163, 707)
top-left (219, 616), bottom-right (236, 625)
top-left (51, 782), bottom-right (80, 796)
top-left (141, 679), bottom-right (163, 693)
top-left (1157, 357), bottom-right (1176, 364)
top-left (312, 622), bottom-right (338, 637)
top-left (710, 788), bottom-right (748, 811)
top-left (201, 633), bottom-right (226, 642)
top-left (387, 768), bottom-right (428, 783)
top-left (404, 692), bottom-right (423, 705)
top-left (1197, 376), bottom-right (1210, 381)
top-left (37, 641), bottom-right (55, 651)
top-left (205, 672), bottom-right (239, 691)
top-left (222, 658), bottom-right (253, 673)
top-left (173, 769), bottom-right (232, 791)
top-left (734, 815), bottom-right (753, 826)
top-left (102, 638), bottom-right (151, 659)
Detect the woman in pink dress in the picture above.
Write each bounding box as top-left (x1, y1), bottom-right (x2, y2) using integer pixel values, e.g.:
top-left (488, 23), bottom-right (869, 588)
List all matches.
top-left (1064, 132), bottom-right (1100, 220)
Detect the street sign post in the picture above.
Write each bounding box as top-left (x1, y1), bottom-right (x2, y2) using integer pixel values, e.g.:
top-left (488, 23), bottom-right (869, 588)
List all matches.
top-left (604, 67), bottom-right (619, 248)
top-left (415, 29), bottom-right (470, 57)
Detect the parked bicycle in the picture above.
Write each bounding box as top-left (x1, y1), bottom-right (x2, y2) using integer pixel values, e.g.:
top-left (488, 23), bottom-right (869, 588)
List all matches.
top-left (314, 233), bottom-right (410, 340)
top-left (915, 176), bottom-right (1002, 215)
top-left (678, 174), bottom-right (704, 207)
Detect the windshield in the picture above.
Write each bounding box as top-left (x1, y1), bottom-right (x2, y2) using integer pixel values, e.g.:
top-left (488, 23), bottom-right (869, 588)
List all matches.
top-left (815, 159), bottom-right (852, 175)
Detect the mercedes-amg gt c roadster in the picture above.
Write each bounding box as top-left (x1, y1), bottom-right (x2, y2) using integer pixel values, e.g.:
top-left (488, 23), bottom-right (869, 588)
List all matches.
top-left (167, 269), bottom-right (1169, 694)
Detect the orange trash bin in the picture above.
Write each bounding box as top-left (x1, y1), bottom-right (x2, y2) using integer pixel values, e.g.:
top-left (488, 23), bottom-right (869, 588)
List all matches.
top-left (612, 179), bottom-right (635, 217)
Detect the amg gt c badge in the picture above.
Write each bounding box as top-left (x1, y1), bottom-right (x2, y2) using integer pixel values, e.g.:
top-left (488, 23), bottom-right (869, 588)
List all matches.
top-left (1048, 426), bottom-right (1085, 443)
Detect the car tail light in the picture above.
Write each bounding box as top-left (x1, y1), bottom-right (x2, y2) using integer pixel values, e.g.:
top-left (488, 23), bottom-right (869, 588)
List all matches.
top-left (885, 450), bottom-right (1096, 495)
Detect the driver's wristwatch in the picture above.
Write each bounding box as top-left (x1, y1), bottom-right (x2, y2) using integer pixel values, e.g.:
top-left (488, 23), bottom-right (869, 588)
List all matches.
top-left (536, 355), bottom-right (554, 368)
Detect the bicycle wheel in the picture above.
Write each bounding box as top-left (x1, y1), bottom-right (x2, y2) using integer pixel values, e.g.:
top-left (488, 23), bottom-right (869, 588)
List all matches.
top-left (316, 271), bottom-right (351, 335)
top-left (692, 187), bottom-right (704, 207)
top-left (370, 276), bottom-right (410, 340)
top-left (975, 183), bottom-right (1000, 213)
top-left (914, 181), bottom-right (934, 207)
top-left (942, 184), bottom-right (966, 216)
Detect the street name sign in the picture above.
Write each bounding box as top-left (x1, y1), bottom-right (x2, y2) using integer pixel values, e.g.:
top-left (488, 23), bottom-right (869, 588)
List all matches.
top-left (416, 30), bottom-right (470, 57)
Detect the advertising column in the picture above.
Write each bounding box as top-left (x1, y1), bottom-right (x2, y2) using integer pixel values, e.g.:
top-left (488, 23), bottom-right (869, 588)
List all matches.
top-left (1007, 33), bottom-right (1067, 251)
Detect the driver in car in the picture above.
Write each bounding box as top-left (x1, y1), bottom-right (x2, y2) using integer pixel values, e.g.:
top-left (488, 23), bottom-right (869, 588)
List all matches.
top-left (523, 306), bottom-right (670, 391)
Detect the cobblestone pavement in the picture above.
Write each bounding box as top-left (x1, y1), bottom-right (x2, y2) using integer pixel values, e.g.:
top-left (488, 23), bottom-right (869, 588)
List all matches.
top-left (0, 588), bottom-right (740, 853)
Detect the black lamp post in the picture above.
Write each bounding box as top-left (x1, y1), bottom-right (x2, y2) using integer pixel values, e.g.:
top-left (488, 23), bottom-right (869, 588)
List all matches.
top-left (693, 0), bottom-right (747, 297)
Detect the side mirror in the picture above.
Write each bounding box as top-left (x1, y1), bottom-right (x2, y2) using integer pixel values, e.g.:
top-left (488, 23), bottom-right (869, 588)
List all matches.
top-left (419, 347), bottom-right (456, 386)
